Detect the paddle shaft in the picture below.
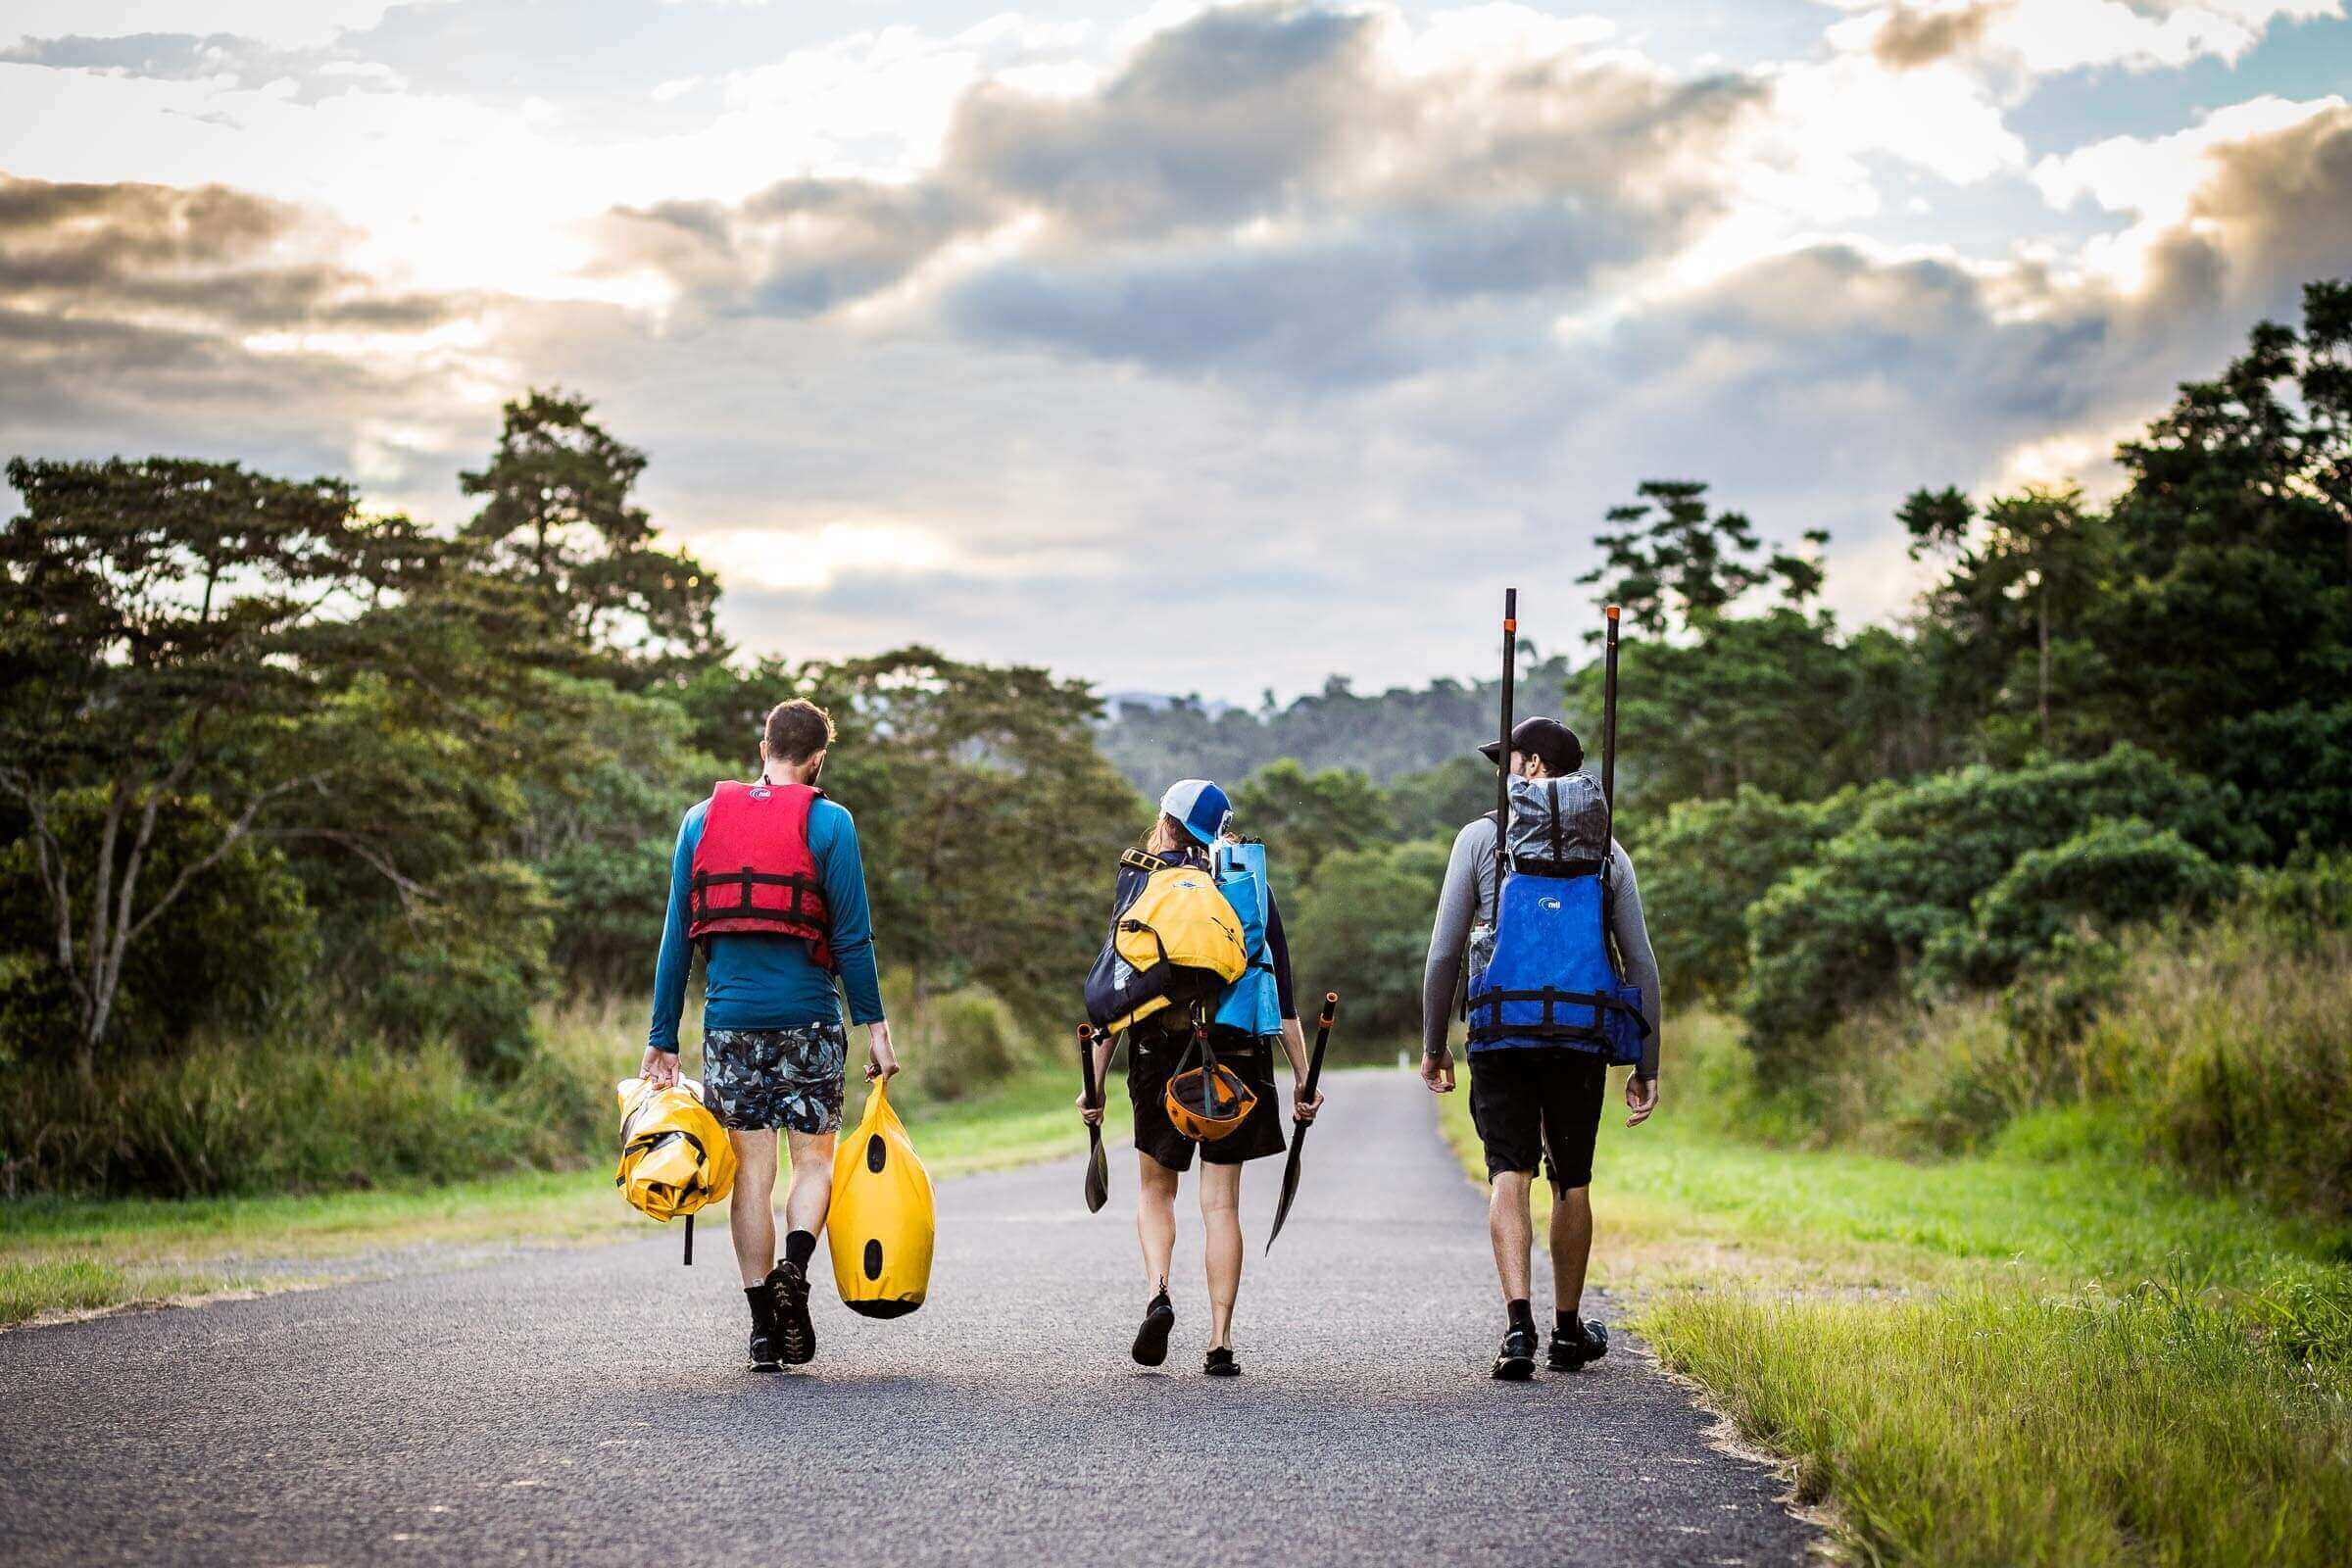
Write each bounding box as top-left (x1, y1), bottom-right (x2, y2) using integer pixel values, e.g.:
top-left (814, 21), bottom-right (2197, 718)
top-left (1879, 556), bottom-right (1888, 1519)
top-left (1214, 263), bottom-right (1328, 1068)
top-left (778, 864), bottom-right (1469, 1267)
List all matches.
top-left (1496, 587), bottom-right (1517, 886)
top-left (1601, 603), bottom-right (1621, 845)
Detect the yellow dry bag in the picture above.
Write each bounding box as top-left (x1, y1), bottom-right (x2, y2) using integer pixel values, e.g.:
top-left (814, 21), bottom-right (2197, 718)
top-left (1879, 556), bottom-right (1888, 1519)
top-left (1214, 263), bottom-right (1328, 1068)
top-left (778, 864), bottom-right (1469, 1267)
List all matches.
top-left (827, 1079), bottom-right (935, 1318)
top-left (614, 1077), bottom-right (737, 1264)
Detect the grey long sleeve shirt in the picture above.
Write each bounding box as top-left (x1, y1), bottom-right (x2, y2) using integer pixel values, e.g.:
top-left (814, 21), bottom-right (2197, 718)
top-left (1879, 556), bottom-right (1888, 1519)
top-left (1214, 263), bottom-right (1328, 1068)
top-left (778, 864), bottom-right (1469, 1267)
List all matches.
top-left (1420, 815), bottom-right (1662, 1077)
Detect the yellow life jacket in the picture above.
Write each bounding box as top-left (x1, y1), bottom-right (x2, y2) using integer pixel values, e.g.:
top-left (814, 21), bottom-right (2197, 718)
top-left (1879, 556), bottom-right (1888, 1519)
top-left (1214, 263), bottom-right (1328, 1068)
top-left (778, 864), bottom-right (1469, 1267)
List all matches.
top-left (827, 1079), bottom-right (936, 1318)
top-left (614, 1078), bottom-right (738, 1264)
top-left (1085, 857), bottom-right (1250, 1035)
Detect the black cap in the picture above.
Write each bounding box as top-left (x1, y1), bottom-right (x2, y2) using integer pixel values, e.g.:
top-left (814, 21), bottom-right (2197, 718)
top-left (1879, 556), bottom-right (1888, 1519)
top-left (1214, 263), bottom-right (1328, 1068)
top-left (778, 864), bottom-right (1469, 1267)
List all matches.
top-left (1479, 716), bottom-right (1584, 774)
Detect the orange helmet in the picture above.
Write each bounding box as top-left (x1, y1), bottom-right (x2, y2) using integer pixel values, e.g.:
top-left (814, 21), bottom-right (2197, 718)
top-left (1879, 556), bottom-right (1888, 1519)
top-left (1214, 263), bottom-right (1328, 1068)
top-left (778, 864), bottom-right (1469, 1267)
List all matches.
top-left (1163, 1018), bottom-right (1258, 1142)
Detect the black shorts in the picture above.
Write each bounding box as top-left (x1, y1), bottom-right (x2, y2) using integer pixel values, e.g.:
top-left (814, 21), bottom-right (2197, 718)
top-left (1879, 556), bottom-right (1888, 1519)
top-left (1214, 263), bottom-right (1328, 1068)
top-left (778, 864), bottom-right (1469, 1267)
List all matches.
top-left (1126, 1026), bottom-right (1286, 1172)
top-left (1468, 1049), bottom-right (1606, 1193)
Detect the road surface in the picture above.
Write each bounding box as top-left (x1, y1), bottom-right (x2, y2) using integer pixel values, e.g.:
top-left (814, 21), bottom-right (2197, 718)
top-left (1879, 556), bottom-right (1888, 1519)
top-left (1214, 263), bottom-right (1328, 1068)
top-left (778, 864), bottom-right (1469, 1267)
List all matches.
top-left (0, 1070), bottom-right (1812, 1566)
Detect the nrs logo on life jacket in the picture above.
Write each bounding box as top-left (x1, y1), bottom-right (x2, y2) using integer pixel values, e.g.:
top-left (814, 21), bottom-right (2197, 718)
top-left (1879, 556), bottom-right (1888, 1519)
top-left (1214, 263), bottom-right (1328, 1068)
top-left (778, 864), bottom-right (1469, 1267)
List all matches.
top-left (688, 780), bottom-right (834, 969)
top-left (1465, 773), bottom-right (1648, 1064)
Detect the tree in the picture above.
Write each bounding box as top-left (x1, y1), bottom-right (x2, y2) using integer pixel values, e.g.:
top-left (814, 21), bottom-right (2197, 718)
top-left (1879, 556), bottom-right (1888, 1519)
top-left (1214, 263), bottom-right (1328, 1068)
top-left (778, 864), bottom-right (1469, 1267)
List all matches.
top-left (0, 458), bottom-right (445, 1076)
top-left (793, 648), bottom-right (1146, 1023)
top-left (1285, 839), bottom-right (1453, 1046)
top-left (1230, 760), bottom-right (1391, 890)
top-left (1901, 483), bottom-right (2114, 759)
top-left (1578, 479), bottom-right (1826, 637)
top-left (1739, 746), bottom-right (2265, 1076)
top-left (461, 389), bottom-right (723, 680)
top-left (2086, 283), bottom-right (2352, 747)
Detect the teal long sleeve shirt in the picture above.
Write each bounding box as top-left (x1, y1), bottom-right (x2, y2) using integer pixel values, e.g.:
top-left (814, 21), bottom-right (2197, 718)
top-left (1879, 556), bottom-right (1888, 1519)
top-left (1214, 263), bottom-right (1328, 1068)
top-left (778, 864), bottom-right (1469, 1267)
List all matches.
top-left (646, 794), bottom-right (886, 1054)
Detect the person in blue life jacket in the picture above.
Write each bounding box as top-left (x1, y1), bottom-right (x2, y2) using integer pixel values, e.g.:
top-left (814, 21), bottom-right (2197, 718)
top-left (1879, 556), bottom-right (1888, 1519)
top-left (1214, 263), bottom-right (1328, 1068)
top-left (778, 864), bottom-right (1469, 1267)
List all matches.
top-left (1419, 717), bottom-right (1662, 1381)
top-left (1077, 778), bottom-right (1325, 1378)
top-left (639, 698), bottom-right (899, 1373)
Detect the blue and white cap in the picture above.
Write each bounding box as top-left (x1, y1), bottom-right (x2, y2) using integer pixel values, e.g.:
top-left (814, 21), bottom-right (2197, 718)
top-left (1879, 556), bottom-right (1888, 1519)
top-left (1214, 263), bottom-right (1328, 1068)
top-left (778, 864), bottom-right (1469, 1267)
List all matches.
top-left (1158, 778), bottom-right (1233, 847)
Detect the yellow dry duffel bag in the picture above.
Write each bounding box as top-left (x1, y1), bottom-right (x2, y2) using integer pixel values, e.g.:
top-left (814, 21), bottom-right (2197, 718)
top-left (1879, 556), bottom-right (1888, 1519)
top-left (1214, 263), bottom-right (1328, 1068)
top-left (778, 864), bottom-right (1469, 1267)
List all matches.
top-left (614, 1076), bottom-right (738, 1264)
top-left (827, 1079), bottom-right (935, 1318)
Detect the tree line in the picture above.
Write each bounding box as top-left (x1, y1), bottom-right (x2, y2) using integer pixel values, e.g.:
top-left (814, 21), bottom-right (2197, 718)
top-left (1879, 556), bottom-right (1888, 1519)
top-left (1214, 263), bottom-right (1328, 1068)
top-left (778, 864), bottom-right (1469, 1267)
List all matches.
top-left (4, 277), bottom-right (2344, 1158)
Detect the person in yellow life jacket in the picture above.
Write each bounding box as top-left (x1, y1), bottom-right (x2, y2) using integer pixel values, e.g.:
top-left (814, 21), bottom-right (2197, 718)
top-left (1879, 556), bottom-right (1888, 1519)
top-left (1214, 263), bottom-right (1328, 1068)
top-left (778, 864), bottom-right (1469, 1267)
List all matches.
top-left (1079, 779), bottom-right (1323, 1378)
top-left (639, 698), bottom-right (899, 1372)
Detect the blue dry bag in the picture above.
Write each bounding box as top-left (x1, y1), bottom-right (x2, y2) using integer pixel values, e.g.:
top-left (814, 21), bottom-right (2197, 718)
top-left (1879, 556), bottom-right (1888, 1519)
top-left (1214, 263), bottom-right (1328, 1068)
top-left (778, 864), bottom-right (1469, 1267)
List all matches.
top-left (1210, 839), bottom-right (1284, 1038)
top-left (1465, 774), bottom-right (1647, 1065)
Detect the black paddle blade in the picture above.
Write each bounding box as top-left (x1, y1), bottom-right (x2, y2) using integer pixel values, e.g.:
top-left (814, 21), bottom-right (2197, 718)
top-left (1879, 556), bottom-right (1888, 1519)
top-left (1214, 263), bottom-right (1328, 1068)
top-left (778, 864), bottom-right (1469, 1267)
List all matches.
top-left (1078, 1024), bottom-right (1108, 1213)
top-left (1264, 1131), bottom-right (1309, 1253)
top-left (1085, 1127), bottom-right (1109, 1212)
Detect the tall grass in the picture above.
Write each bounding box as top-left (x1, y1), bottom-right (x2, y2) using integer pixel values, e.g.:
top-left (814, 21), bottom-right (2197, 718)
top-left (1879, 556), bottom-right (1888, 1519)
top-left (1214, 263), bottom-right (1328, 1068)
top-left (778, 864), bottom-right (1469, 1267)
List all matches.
top-left (0, 1001), bottom-right (623, 1200)
top-left (1729, 882), bottom-right (2352, 1220)
top-left (1647, 1284), bottom-right (2352, 1568)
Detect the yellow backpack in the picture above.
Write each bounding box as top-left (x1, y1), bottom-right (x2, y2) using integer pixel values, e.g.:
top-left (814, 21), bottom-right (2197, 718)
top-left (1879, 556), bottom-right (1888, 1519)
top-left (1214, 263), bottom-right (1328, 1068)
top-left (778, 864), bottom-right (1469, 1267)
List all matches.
top-left (827, 1079), bottom-right (936, 1318)
top-left (1084, 856), bottom-right (1250, 1035)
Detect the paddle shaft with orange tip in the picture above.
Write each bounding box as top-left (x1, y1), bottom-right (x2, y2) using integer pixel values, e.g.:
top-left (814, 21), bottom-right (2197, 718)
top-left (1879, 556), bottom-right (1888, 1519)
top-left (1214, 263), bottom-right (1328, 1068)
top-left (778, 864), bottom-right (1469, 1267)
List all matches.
top-left (1601, 602), bottom-right (1621, 844)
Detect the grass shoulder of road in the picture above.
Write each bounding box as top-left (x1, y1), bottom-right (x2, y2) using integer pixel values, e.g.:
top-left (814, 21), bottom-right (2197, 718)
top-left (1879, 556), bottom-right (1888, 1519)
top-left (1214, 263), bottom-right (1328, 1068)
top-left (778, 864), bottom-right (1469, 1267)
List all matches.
top-left (1, 1066), bottom-right (1088, 1329)
top-left (1430, 1023), bottom-right (2352, 1568)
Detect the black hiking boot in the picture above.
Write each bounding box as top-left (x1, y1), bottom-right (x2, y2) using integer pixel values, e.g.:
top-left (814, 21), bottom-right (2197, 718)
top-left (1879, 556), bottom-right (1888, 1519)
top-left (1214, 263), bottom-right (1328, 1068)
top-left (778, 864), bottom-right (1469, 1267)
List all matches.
top-left (1549, 1317), bottom-right (1609, 1372)
top-left (768, 1261), bottom-right (816, 1367)
top-left (1203, 1347), bottom-right (1240, 1377)
top-left (1493, 1325), bottom-right (1538, 1381)
top-left (1132, 1292), bottom-right (1176, 1367)
top-left (746, 1280), bottom-right (781, 1371)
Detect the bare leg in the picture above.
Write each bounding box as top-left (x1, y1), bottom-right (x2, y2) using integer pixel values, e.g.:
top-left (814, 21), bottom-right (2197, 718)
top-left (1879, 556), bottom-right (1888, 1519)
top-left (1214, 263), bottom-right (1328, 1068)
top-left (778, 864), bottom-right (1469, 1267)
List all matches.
top-left (1200, 1162), bottom-right (1243, 1349)
top-left (1550, 1185), bottom-right (1593, 1318)
top-left (1137, 1152), bottom-right (1179, 1294)
top-left (782, 1130), bottom-right (837, 1241)
top-left (1489, 1170), bottom-right (1535, 1304)
top-left (727, 1129), bottom-right (778, 1286)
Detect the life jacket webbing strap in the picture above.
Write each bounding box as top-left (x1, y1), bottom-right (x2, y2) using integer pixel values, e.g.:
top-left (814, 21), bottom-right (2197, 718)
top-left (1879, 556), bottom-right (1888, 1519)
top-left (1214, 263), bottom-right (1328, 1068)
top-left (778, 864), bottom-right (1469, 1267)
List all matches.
top-left (1464, 986), bottom-right (1652, 1043)
top-left (690, 867), bottom-right (826, 922)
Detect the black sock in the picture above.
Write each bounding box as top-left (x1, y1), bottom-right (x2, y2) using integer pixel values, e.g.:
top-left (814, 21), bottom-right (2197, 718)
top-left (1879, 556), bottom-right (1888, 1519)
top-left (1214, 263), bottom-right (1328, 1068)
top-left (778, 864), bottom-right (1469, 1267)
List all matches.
top-left (1557, 1308), bottom-right (1581, 1337)
top-left (1507, 1298), bottom-right (1535, 1334)
top-left (745, 1286), bottom-right (772, 1322)
top-left (1149, 1288), bottom-right (1171, 1313)
top-left (783, 1230), bottom-right (816, 1269)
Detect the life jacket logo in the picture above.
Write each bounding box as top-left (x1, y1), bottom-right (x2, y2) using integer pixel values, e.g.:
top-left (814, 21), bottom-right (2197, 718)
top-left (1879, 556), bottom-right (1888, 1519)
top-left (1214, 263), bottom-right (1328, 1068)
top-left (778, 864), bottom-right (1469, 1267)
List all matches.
top-left (1539, 897), bottom-right (1563, 911)
top-left (749, 787), bottom-right (771, 800)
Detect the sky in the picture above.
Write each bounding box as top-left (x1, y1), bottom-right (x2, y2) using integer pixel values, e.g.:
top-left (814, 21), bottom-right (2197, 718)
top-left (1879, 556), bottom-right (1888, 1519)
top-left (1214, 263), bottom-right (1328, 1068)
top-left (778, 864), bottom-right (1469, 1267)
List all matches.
top-left (5, 1), bottom-right (2351, 703)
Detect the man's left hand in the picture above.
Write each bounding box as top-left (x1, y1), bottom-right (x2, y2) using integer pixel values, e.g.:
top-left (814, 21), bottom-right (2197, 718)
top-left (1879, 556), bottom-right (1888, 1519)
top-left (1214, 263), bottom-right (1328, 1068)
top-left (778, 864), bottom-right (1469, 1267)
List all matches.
top-left (1624, 1072), bottom-right (1659, 1128)
top-left (1293, 1084), bottom-right (1325, 1124)
top-left (638, 1046), bottom-right (680, 1091)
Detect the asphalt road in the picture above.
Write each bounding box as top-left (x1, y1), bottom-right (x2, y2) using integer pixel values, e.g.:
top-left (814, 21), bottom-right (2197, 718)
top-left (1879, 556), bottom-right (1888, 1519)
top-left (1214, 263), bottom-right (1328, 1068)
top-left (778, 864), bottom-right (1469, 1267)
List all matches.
top-left (0, 1070), bottom-right (1812, 1567)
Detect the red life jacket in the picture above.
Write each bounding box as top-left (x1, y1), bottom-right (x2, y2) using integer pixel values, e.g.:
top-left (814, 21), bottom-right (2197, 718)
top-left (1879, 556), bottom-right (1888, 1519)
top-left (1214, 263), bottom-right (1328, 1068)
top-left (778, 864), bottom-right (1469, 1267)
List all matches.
top-left (687, 780), bottom-right (835, 969)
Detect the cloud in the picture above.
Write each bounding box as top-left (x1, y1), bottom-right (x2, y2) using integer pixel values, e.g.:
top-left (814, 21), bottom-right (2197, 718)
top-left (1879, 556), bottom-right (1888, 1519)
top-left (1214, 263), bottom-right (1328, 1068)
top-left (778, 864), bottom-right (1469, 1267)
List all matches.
top-left (1869, 1), bottom-right (2006, 69)
top-left (594, 3), bottom-right (1769, 383)
top-left (1832, 0), bottom-right (2343, 78)
top-left (0, 30), bottom-right (405, 103)
top-left (0, 172), bottom-right (494, 487)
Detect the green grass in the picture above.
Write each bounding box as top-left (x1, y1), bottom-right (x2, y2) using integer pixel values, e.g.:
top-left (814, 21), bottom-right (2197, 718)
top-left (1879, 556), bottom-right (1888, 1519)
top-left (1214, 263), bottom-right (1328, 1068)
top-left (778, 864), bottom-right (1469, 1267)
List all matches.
top-left (1432, 1017), bottom-right (2352, 1567)
top-left (0, 1066), bottom-right (1085, 1327)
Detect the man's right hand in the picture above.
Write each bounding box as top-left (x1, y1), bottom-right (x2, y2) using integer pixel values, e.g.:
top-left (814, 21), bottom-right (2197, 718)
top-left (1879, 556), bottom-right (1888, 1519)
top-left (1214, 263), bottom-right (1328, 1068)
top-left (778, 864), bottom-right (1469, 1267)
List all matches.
top-left (1076, 1093), bottom-right (1104, 1127)
top-left (638, 1046), bottom-right (681, 1091)
top-left (1420, 1050), bottom-right (1456, 1094)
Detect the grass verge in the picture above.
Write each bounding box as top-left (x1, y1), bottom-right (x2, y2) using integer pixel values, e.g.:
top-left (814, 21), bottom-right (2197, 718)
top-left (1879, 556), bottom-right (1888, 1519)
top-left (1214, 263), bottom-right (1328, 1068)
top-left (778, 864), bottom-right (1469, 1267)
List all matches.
top-left (1, 1065), bottom-right (1085, 1328)
top-left (1432, 1016), bottom-right (2352, 1567)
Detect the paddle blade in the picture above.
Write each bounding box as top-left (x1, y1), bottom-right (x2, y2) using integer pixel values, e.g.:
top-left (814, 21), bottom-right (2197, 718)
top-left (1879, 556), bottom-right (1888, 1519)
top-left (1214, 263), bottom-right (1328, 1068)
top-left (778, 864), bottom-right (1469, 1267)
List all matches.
top-left (1084, 1128), bottom-right (1109, 1213)
top-left (1263, 1132), bottom-right (1309, 1253)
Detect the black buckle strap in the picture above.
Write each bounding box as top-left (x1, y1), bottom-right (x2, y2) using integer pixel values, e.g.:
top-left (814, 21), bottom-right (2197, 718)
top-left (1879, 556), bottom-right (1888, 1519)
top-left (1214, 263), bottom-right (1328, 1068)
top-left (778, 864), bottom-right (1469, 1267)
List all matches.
top-left (691, 865), bottom-right (825, 924)
top-left (1464, 985), bottom-right (1652, 1044)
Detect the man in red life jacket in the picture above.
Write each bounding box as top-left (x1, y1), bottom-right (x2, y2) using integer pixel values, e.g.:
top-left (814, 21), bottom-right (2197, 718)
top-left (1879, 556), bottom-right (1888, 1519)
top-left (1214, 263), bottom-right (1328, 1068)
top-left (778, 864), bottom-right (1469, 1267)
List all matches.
top-left (640, 698), bottom-right (897, 1371)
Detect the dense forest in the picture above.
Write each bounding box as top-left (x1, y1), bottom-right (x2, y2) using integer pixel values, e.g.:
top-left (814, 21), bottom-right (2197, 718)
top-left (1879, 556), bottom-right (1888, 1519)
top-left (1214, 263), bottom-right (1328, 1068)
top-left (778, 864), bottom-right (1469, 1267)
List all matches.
top-left (4, 282), bottom-right (2347, 1218)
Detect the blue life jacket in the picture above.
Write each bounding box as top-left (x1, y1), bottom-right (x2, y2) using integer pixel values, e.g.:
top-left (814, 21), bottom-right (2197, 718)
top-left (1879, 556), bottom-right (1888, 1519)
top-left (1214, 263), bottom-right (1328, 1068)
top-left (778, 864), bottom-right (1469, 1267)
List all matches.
top-left (1465, 775), bottom-right (1648, 1064)
top-left (1210, 839), bottom-right (1284, 1038)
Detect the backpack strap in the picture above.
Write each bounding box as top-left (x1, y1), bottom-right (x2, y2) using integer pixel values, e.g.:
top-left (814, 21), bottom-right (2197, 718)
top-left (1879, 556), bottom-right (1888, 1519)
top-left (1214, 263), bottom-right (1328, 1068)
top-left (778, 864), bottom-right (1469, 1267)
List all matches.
top-left (1121, 847), bottom-right (1169, 874)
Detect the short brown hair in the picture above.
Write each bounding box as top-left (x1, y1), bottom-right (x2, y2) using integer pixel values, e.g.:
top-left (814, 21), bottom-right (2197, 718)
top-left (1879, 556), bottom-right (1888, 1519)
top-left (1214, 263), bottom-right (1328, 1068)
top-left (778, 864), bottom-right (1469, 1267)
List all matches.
top-left (761, 698), bottom-right (836, 764)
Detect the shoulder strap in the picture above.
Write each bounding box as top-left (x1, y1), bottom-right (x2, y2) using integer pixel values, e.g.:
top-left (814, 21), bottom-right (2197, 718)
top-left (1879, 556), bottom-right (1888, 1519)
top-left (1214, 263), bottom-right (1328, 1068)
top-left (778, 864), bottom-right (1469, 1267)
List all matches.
top-left (1121, 847), bottom-right (1169, 874)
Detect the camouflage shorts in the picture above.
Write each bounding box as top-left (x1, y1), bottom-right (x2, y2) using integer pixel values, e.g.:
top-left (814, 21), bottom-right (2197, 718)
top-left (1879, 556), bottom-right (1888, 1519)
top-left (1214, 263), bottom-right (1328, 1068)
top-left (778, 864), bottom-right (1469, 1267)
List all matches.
top-left (702, 1021), bottom-right (849, 1135)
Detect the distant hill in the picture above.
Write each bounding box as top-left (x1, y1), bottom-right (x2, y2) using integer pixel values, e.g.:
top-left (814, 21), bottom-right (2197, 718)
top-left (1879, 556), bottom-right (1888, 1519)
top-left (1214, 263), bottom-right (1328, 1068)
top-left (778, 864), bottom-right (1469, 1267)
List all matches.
top-left (1096, 655), bottom-right (1577, 790)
